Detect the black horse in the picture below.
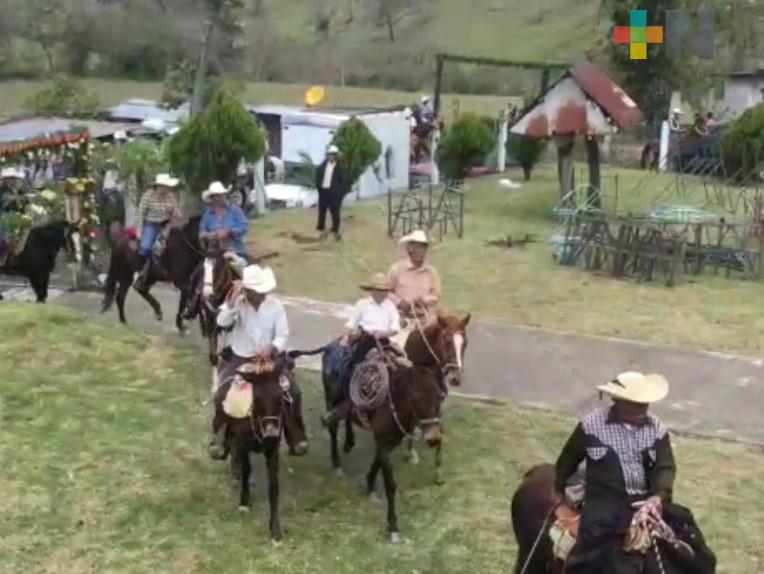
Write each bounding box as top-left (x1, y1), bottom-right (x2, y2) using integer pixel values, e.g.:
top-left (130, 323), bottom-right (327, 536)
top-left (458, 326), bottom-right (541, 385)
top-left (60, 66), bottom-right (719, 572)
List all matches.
top-left (0, 220), bottom-right (74, 302)
top-left (101, 217), bottom-right (202, 331)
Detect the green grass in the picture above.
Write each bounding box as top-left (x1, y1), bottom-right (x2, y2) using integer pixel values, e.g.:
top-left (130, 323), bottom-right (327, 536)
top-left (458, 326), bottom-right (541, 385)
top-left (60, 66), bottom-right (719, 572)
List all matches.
top-left (1, 304), bottom-right (763, 573)
top-left (251, 164), bottom-right (764, 355)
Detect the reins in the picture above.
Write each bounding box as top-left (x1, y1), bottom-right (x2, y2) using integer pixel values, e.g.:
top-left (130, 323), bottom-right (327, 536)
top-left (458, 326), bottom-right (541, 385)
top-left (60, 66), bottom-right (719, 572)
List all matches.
top-left (411, 309), bottom-right (461, 376)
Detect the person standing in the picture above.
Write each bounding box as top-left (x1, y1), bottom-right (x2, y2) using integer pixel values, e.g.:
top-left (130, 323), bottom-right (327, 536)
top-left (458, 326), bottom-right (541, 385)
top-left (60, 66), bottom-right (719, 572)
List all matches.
top-left (554, 372), bottom-right (676, 573)
top-left (315, 145), bottom-right (348, 241)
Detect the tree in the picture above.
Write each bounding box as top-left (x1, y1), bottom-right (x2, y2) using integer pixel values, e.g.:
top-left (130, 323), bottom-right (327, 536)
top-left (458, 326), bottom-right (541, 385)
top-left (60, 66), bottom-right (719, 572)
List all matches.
top-left (508, 135), bottom-right (547, 181)
top-left (167, 87), bottom-right (266, 195)
top-left (25, 75), bottom-right (101, 118)
top-left (437, 114), bottom-right (494, 180)
top-left (117, 139), bottom-right (168, 225)
top-left (331, 117), bottom-right (382, 189)
top-left (720, 103), bottom-right (764, 180)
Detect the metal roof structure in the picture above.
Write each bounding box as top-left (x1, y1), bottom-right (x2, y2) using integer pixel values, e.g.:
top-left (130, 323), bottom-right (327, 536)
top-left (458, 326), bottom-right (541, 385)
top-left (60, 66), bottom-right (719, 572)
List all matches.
top-left (0, 117), bottom-right (135, 144)
top-left (108, 99), bottom-right (188, 123)
top-left (511, 62), bottom-right (643, 138)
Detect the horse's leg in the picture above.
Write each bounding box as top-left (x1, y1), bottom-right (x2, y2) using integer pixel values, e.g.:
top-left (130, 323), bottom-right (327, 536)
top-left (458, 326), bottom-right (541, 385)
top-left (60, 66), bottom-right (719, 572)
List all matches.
top-left (116, 280), bottom-right (130, 324)
top-left (135, 282), bottom-right (163, 321)
top-left (379, 450), bottom-right (400, 543)
top-left (175, 288), bottom-right (188, 333)
top-left (266, 448), bottom-right (282, 542)
top-left (405, 438), bottom-right (420, 466)
top-left (329, 419), bottom-right (341, 472)
top-left (29, 272), bottom-right (46, 303)
top-left (366, 451), bottom-right (382, 496)
top-left (208, 325), bottom-right (218, 367)
top-left (343, 416), bottom-right (355, 453)
top-left (238, 443), bottom-right (251, 510)
top-left (434, 442), bottom-right (444, 486)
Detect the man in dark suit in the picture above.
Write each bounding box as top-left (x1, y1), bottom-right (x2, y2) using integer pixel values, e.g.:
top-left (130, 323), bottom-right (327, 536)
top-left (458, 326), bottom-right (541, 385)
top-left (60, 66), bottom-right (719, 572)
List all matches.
top-left (315, 145), bottom-right (348, 240)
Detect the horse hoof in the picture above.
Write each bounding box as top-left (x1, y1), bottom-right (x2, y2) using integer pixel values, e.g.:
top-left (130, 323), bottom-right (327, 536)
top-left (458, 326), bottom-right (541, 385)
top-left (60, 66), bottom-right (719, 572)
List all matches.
top-left (155, 313), bottom-right (163, 322)
top-left (238, 505), bottom-right (250, 513)
top-left (271, 538), bottom-right (283, 548)
top-left (434, 476), bottom-right (445, 486)
top-left (369, 492), bottom-right (382, 504)
top-left (407, 451), bottom-right (420, 466)
top-left (334, 467), bottom-right (344, 477)
top-left (389, 532), bottom-right (402, 544)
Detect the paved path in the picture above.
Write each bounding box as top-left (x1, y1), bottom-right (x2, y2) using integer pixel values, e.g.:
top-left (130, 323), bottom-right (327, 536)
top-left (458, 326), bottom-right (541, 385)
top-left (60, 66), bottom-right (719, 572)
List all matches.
top-left (3, 274), bottom-right (763, 445)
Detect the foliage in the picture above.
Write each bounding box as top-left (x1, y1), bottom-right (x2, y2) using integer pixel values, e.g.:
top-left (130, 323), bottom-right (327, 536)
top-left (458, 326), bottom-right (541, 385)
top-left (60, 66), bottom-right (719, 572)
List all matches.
top-left (167, 87), bottom-right (265, 194)
top-left (24, 75), bottom-right (101, 118)
top-left (331, 117), bottom-right (382, 188)
top-left (508, 134), bottom-right (547, 180)
top-left (117, 139), bottom-right (167, 203)
top-left (160, 61), bottom-right (196, 109)
top-left (0, 211), bottom-right (33, 243)
top-left (720, 103), bottom-right (764, 179)
top-left (437, 113), bottom-right (494, 180)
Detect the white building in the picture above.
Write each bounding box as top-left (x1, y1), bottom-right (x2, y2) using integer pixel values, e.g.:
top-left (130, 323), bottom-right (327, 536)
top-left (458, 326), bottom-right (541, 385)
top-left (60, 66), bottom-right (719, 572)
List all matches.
top-left (701, 70), bottom-right (764, 120)
top-left (249, 105), bottom-right (410, 200)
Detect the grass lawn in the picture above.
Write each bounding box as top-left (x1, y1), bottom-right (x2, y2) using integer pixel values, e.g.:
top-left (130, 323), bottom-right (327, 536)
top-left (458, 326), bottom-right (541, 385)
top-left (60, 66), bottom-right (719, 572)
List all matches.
top-left (0, 78), bottom-right (518, 124)
top-left (1, 304), bottom-right (763, 573)
top-left (251, 164), bottom-right (764, 356)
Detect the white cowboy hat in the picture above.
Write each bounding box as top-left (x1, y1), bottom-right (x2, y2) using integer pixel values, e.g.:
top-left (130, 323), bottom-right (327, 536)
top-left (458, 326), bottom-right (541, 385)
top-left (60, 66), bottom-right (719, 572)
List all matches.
top-left (398, 229), bottom-right (429, 246)
top-left (153, 173), bottom-right (179, 188)
top-left (597, 372), bottom-right (669, 405)
top-left (327, 144), bottom-right (340, 155)
top-left (421, 95), bottom-right (430, 103)
top-left (241, 265), bottom-right (277, 294)
top-left (0, 167), bottom-right (23, 179)
top-left (672, 108), bottom-right (683, 115)
top-left (202, 180), bottom-right (230, 202)
top-left (359, 272), bottom-right (392, 292)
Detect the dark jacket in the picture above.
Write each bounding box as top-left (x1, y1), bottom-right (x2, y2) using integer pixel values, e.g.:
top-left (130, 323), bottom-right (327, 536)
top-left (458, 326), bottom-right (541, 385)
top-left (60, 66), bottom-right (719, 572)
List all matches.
top-left (315, 160), bottom-right (348, 197)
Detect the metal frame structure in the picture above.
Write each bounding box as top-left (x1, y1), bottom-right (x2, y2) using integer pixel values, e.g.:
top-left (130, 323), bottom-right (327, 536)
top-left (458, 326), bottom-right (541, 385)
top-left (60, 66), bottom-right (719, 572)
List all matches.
top-left (388, 182), bottom-right (465, 240)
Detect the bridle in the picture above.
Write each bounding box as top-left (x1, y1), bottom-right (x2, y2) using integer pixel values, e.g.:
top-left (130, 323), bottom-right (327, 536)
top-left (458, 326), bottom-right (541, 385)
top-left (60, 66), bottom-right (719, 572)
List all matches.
top-left (411, 310), bottom-right (463, 380)
top-left (245, 371), bottom-right (293, 443)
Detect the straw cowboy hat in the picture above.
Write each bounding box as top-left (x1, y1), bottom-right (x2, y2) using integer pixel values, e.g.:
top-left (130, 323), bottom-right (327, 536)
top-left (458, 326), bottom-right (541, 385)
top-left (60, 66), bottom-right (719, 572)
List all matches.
top-left (597, 372), bottom-right (669, 405)
top-left (398, 229), bottom-right (429, 246)
top-left (201, 180), bottom-right (229, 202)
top-left (152, 173), bottom-right (179, 188)
top-left (241, 265), bottom-right (277, 294)
top-left (0, 167), bottom-right (24, 179)
top-left (359, 272), bottom-right (392, 292)
top-left (327, 144), bottom-right (340, 155)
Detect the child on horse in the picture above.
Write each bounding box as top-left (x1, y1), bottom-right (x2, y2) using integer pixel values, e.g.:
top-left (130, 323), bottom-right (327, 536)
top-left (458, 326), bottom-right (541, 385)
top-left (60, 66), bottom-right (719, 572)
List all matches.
top-left (321, 272), bottom-right (401, 426)
top-left (134, 174), bottom-right (181, 288)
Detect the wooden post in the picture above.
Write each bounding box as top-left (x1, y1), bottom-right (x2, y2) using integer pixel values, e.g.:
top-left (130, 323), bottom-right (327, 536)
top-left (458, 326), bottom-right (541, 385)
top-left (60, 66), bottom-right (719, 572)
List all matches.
top-left (585, 136), bottom-right (601, 208)
top-left (434, 54), bottom-right (445, 118)
top-left (190, 20), bottom-right (214, 118)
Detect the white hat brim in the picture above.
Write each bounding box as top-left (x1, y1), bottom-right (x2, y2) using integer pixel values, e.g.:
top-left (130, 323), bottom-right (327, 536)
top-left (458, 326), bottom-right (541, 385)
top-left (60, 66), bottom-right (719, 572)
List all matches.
top-left (597, 373), bottom-right (669, 404)
top-left (398, 231), bottom-right (429, 246)
top-left (242, 268), bottom-right (277, 294)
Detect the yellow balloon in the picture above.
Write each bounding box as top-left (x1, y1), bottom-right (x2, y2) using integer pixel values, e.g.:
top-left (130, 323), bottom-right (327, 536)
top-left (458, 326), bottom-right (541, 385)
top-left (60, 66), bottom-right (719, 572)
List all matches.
top-left (305, 85), bottom-right (325, 107)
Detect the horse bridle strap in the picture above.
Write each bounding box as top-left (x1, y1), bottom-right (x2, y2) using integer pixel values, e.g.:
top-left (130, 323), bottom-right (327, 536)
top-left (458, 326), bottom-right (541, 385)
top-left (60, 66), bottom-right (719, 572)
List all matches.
top-left (412, 311), bottom-right (460, 376)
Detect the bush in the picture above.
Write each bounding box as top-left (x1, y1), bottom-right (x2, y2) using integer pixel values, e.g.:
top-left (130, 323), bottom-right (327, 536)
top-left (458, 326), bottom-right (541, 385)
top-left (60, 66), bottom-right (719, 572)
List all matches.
top-left (437, 113), bottom-right (494, 180)
top-left (25, 75), bottom-right (101, 118)
top-left (167, 87), bottom-right (266, 194)
top-left (508, 134), bottom-right (547, 180)
top-left (721, 103), bottom-right (764, 179)
top-left (332, 117), bottom-right (382, 188)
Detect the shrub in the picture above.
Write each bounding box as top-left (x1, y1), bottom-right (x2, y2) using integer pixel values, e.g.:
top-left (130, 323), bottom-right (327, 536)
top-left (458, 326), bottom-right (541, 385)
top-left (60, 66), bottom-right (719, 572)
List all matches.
top-left (721, 103), bottom-right (764, 179)
top-left (437, 113), bottom-right (494, 180)
top-left (508, 134), bottom-right (547, 180)
top-left (25, 75), bottom-right (101, 118)
top-left (167, 87), bottom-right (266, 194)
top-left (332, 117), bottom-right (382, 188)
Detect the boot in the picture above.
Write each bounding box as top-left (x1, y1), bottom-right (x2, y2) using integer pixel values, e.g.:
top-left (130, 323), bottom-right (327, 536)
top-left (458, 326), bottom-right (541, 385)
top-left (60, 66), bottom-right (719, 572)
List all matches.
top-left (208, 424), bottom-right (228, 460)
top-left (321, 401), bottom-right (351, 428)
top-left (133, 257), bottom-right (151, 290)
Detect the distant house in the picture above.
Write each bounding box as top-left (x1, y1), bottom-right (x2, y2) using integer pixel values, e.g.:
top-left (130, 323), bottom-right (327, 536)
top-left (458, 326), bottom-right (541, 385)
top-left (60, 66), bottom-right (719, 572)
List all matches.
top-left (705, 70), bottom-right (764, 120)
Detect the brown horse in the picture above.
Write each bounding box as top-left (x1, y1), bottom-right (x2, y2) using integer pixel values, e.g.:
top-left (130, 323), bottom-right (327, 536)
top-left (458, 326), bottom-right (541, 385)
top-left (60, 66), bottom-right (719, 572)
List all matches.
top-left (101, 217), bottom-right (202, 331)
top-left (510, 464), bottom-right (718, 574)
top-left (403, 312), bottom-right (470, 484)
top-left (212, 361), bottom-right (289, 542)
top-left (195, 250), bottom-right (238, 367)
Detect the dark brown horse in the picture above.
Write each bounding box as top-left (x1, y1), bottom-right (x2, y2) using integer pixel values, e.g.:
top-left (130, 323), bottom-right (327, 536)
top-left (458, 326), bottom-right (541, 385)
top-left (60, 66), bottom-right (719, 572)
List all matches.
top-left (101, 217), bottom-right (202, 331)
top-left (403, 312), bottom-right (470, 484)
top-left (212, 361), bottom-right (288, 542)
top-left (195, 250), bottom-right (238, 367)
top-left (510, 464), bottom-right (717, 574)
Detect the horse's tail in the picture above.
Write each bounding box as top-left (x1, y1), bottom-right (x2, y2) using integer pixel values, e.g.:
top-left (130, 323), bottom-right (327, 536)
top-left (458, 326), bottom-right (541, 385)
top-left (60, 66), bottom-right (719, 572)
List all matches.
top-left (286, 345), bottom-right (330, 359)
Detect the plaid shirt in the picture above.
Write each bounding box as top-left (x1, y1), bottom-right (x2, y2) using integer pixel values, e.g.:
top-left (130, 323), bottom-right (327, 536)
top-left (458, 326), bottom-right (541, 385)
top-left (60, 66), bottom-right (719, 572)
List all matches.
top-left (135, 189), bottom-right (180, 233)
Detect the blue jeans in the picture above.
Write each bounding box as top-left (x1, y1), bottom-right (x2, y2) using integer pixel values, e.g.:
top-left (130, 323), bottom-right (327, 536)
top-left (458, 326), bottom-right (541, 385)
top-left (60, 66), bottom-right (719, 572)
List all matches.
top-left (139, 222), bottom-right (162, 258)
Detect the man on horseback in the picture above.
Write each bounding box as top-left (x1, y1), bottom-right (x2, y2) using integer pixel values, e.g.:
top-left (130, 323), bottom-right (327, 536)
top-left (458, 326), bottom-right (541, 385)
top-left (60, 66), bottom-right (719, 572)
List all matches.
top-left (133, 173), bottom-right (181, 288)
top-left (209, 264), bottom-right (308, 459)
top-left (387, 230), bottom-right (441, 332)
top-left (554, 372), bottom-right (676, 573)
top-left (321, 272), bottom-right (402, 426)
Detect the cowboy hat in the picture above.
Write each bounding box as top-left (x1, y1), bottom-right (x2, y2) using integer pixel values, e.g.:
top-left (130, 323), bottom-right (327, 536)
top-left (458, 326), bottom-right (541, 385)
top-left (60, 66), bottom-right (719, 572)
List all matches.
top-left (241, 265), bottom-right (277, 294)
top-left (421, 95), bottom-right (430, 103)
top-left (359, 272), bottom-right (392, 292)
top-left (597, 372), bottom-right (669, 404)
top-left (152, 173), bottom-right (179, 188)
top-left (202, 180), bottom-right (230, 202)
top-left (398, 229), bottom-right (429, 246)
top-left (0, 167), bottom-right (23, 179)
top-left (672, 108), bottom-right (683, 115)
top-left (327, 144), bottom-right (340, 155)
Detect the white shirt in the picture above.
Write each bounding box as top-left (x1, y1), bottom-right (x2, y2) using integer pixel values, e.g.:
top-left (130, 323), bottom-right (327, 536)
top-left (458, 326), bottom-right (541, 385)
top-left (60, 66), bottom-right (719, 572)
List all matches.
top-left (321, 160), bottom-right (336, 190)
top-left (346, 297), bottom-right (401, 334)
top-left (217, 295), bottom-right (289, 357)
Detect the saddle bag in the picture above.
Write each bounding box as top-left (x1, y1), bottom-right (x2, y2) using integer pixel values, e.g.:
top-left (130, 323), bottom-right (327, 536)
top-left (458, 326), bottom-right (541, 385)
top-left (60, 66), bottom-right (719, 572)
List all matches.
top-left (549, 504), bottom-right (580, 562)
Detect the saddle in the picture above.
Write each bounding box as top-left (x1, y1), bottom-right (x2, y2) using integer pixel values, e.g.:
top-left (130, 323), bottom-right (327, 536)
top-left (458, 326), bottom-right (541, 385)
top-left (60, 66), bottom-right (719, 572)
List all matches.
top-left (221, 359), bottom-right (279, 419)
top-left (549, 504), bottom-right (581, 562)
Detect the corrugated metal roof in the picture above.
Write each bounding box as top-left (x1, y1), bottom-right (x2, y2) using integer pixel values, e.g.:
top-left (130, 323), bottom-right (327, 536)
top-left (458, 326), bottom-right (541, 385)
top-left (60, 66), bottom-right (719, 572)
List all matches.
top-left (0, 117), bottom-right (136, 144)
top-left (108, 99), bottom-right (188, 123)
top-left (511, 62), bottom-right (643, 138)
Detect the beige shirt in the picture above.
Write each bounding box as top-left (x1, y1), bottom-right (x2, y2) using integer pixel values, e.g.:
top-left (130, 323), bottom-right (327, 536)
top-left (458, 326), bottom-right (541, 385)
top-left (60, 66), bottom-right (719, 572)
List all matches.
top-left (387, 258), bottom-right (441, 313)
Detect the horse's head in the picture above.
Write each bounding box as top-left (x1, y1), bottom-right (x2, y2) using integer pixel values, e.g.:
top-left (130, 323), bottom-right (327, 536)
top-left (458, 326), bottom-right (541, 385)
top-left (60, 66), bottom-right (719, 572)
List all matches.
top-left (236, 363), bottom-right (287, 443)
top-left (429, 312), bottom-right (470, 388)
top-left (407, 367), bottom-right (444, 447)
top-left (202, 249), bottom-right (238, 303)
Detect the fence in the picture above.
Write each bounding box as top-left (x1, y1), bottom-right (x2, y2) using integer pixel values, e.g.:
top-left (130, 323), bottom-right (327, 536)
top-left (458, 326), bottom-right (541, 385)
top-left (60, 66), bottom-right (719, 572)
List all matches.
top-left (387, 182), bottom-right (465, 240)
